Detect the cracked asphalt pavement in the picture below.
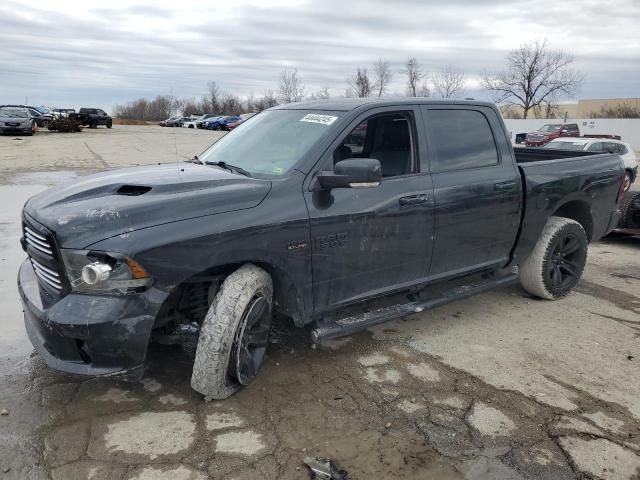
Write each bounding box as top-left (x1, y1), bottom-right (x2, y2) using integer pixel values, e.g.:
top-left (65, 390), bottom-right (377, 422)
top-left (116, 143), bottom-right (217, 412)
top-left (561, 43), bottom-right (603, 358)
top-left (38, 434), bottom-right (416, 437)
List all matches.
top-left (0, 127), bottom-right (638, 479)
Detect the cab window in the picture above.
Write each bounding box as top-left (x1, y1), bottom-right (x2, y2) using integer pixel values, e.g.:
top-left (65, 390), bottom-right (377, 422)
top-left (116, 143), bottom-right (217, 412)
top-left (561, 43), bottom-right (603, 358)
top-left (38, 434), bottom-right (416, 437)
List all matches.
top-left (333, 112), bottom-right (416, 177)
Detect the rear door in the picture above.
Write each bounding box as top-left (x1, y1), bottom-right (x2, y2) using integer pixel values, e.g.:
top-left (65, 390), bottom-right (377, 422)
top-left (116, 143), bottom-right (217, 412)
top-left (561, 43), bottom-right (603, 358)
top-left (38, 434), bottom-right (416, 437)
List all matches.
top-left (421, 106), bottom-right (522, 278)
top-left (305, 106), bottom-right (434, 313)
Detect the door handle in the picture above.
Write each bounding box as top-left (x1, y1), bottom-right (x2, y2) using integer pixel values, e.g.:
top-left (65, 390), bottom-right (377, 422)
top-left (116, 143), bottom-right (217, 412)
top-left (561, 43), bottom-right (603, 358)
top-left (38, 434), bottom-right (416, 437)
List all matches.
top-left (494, 181), bottom-right (519, 191)
top-left (399, 194), bottom-right (428, 206)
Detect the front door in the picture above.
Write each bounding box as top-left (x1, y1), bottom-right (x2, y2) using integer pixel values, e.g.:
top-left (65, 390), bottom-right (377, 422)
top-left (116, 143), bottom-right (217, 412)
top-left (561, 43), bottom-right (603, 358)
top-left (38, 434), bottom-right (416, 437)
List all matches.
top-left (304, 107), bottom-right (434, 314)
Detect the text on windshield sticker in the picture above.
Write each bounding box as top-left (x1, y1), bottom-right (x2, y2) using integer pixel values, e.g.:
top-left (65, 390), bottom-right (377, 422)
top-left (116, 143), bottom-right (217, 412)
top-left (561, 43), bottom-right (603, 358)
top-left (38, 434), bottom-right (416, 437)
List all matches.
top-left (300, 114), bottom-right (338, 126)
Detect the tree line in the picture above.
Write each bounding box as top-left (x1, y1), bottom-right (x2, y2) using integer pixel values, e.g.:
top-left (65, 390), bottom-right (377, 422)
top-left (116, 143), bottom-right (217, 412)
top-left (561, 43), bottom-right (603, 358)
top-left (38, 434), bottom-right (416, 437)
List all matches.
top-left (114, 40), bottom-right (587, 121)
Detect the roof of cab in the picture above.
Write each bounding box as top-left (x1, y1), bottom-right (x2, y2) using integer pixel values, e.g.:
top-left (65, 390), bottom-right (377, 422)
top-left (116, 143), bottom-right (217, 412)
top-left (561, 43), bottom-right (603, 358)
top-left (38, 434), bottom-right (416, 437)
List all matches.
top-left (272, 97), bottom-right (497, 112)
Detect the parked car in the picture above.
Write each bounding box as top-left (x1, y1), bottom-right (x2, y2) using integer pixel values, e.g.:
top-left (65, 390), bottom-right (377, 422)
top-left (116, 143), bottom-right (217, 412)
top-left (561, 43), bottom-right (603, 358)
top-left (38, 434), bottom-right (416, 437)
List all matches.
top-left (0, 106), bottom-right (35, 135)
top-left (70, 108), bottom-right (112, 129)
top-left (182, 116), bottom-right (205, 129)
top-left (18, 99), bottom-right (625, 399)
top-left (226, 119), bottom-right (244, 130)
top-left (0, 105), bottom-right (53, 127)
top-left (159, 118), bottom-right (174, 127)
top-left (205, 115), bottom-right (241, 130)
top-left (544, 137), bottom-right (638, 191)
top-left (196, 114), bottom-right (221, 129)
top-left (525, 123), bottom-right (580, 147)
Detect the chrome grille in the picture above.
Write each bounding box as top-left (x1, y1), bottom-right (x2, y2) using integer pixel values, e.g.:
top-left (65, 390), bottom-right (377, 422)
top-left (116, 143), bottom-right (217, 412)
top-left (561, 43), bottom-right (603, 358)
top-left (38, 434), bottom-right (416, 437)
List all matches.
top-left (22, 218), bottom-right (66, 292)
top-left (24, 226), bottom-right (54, 255)
top-left (30, 257), bottom-right (62, 290)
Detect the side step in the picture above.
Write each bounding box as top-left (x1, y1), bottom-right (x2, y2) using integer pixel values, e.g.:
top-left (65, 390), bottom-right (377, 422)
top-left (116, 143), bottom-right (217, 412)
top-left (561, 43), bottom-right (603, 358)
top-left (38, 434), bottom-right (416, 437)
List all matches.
top-left (311, 273), bottom-right (517, 342)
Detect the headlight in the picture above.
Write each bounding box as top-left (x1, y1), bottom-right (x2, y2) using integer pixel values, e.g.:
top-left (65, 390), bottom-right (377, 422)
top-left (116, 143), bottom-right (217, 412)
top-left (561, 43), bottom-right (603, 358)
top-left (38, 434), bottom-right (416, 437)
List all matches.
top-left (61, 250), bottom-right (152, 294)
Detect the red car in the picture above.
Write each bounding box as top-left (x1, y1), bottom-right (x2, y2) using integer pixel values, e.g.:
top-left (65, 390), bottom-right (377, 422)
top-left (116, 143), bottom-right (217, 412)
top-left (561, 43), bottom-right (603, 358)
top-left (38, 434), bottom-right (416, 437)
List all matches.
top-left (226, 119), bottom-right (245, 130)
top-left (525, 123), bottom-right (580, 147)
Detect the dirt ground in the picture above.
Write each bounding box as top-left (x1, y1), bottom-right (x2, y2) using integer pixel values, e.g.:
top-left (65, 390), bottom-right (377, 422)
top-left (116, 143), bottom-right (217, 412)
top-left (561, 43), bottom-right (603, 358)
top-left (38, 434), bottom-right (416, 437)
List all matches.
top-left (0, 126), bottom-right (638, 480)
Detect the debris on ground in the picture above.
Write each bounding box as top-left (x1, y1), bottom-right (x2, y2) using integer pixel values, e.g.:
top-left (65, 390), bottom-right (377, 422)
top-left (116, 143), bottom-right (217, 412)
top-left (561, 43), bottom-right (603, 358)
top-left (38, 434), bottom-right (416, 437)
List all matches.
top-left (0, 409), bottom-right (8, 415)
top-left (303, 457), bottom-right (350, 480)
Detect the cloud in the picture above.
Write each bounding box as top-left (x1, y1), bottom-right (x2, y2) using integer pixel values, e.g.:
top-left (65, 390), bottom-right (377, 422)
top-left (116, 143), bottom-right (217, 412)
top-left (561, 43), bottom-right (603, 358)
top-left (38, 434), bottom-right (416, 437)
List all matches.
top-left (0, 0), bottom-right (638, 111)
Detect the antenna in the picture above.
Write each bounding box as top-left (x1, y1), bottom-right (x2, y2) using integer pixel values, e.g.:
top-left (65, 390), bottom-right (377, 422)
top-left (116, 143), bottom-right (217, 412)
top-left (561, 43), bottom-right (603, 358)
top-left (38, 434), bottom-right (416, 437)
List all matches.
top-left (170, 87), bottom-right (179, 172)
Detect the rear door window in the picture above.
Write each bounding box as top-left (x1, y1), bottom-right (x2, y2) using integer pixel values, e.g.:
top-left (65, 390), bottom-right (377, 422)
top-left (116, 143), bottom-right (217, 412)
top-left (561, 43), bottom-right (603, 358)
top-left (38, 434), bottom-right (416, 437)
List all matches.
top-left (587, 142), bottom-right (603, 152)
top-left (428, 110), bottom-right (499, 171)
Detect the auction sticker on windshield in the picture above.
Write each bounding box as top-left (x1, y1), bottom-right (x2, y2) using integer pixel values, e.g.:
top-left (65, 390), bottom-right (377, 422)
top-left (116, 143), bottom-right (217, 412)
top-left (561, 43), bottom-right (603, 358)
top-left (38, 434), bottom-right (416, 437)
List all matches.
top-left (300, 114), bottom-right (338, 126)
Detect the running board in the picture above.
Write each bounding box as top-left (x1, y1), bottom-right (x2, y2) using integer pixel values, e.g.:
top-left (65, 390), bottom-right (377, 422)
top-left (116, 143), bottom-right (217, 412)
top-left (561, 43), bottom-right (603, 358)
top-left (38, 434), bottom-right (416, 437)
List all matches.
top-left (311, 273), bottom-right (517, 343)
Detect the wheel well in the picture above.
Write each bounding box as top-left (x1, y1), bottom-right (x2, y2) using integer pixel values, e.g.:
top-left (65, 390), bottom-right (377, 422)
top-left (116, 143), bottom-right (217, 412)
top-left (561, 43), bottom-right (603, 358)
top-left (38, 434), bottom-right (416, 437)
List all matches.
top-left (552, 201), bottom-right (593, 241)
top-left (153, 261), bottom-right (304, 334)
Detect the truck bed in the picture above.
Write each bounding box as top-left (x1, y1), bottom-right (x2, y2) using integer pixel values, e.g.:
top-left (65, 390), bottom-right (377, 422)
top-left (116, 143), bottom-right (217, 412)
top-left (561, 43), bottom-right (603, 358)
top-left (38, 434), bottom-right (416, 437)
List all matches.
top-left (514, 147), bottom-right (598, 163)
top-left (510, 147), bottom-right (624, 266)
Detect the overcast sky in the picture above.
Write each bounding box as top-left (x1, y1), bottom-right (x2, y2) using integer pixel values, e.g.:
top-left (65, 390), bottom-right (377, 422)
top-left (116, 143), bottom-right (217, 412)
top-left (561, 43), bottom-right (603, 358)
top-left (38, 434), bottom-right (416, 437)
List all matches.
top-left (1, 0), bottom-right (638, 112)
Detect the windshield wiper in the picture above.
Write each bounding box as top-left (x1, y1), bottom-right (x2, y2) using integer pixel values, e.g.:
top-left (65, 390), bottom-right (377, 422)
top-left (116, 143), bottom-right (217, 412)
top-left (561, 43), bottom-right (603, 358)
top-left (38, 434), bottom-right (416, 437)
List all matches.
top-left (204, 161), bottom-right (251, 177)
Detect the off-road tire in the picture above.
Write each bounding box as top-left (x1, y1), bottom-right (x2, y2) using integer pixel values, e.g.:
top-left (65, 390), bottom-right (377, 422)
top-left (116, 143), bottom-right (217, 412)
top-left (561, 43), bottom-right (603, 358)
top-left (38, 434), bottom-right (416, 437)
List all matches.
top-left (619, 191), bottom-right (640, 229)
top-left (107, 122), bottom-right (112, 129)
top-left (191, 264), bottom-right (272, 399)
top-left (519, 217), bottom-right (588, 300)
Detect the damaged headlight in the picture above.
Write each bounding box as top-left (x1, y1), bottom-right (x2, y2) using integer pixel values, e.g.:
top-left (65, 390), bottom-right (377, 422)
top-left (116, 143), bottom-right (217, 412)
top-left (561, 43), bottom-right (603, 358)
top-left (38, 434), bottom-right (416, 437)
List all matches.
top-left (61, 250), bottom-right (152, 294)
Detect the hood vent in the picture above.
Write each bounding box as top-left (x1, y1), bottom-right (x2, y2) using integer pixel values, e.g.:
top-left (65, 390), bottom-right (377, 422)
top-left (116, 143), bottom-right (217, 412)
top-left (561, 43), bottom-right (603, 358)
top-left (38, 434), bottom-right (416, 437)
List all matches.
top-left (117, 185), bottom-right (152, 196)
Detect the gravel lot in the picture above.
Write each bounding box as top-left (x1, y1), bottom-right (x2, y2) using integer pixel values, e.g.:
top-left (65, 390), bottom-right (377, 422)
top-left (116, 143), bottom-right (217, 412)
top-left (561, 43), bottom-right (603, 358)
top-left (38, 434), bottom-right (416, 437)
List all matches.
top-left (0, 126), bottom-right (638, 480)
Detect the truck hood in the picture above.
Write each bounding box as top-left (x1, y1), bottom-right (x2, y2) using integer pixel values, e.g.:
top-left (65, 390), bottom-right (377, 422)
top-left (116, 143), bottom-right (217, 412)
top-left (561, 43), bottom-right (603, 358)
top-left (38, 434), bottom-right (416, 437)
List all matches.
top-left (24, 163), bottom-right (271, 248)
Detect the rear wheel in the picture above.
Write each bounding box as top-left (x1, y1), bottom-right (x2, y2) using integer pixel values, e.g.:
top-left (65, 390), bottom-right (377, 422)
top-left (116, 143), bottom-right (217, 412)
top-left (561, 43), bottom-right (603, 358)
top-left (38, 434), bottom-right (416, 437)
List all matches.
top-left (191, 264), bottom-right (272, 399)
top-left (519, 217), bottom-right (588, 300)
top-left (619, 191), bottom-right (640, 229)
top-left (623, 171), bottom-right (632, 192)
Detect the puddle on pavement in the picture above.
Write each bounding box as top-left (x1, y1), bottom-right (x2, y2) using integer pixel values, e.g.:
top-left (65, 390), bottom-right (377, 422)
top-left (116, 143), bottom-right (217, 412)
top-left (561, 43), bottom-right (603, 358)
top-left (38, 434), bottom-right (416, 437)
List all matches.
top-left (0, 184), bottom-right (48, 367)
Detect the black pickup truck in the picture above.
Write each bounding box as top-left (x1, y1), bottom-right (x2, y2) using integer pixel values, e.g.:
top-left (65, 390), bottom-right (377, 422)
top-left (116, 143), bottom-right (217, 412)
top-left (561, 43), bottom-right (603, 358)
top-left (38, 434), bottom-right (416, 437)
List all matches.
top-left (18, 99), bottom-right (625, 399)
top-left (70, 108), bottom-right (113, 129)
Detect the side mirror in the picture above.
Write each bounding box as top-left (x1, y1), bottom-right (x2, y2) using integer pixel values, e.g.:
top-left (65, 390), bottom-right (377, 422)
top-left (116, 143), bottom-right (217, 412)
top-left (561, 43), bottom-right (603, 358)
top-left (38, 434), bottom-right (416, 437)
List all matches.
top-left (316, 158), bottom-right (381, 190)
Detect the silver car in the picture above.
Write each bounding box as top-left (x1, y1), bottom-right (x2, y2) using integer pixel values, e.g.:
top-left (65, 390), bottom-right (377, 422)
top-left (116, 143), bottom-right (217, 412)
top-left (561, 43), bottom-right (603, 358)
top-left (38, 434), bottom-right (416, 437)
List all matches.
top-left (0, 106), bottom-right (34, 135)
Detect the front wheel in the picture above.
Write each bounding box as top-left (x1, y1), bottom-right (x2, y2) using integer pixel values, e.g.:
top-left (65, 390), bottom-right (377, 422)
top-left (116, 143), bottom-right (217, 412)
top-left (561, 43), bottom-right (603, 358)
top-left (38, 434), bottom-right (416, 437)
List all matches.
top-left (106, 121), bottom-right (112, 129)
top-left (191, 264), bottom-right (273, 399)
top-left (519, 217), bottom-right (588, 300)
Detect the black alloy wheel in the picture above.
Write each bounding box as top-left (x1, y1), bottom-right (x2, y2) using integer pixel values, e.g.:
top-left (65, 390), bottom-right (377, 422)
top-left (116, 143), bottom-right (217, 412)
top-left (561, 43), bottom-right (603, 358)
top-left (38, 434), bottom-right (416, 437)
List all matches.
top-left (230, 294), bottom-right (271, 386)
top-left (545, 232), bottom-right (583, 291)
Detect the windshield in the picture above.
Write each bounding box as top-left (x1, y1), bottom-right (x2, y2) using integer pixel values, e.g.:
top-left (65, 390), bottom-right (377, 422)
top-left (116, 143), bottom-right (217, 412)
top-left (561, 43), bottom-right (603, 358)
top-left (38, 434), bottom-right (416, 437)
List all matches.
top-left (0, 108), bottom-right (28, 118)
top-left (538, 124), bottom-right (561, 132)
top-left (543, 141), bottom-right (586, 151)
top-left (199, 110), bottom-right (343, 176)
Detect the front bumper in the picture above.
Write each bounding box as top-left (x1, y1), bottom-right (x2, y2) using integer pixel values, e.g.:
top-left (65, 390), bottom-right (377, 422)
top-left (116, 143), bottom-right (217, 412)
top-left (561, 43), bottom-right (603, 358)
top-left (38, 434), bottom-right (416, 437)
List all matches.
top-left (18, 259), bottom-right (166, 379)
top-left (0, 125), bottom-right (30, 134)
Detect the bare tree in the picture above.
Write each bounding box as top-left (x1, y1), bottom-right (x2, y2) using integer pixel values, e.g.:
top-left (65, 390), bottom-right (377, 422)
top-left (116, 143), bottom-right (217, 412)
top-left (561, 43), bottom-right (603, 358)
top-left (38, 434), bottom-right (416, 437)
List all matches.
top-left (404, 57), bottom-right (424, 97)
top-left (309, 87), bottom-right (330, 100)
top-left (372, 59), bottom-right (393, 97)
top-left (205, 81), bottom-right (221, 113)
top-left (278, 68), bottom-right (305, 103)
top-left (254, 90), bottom-right (278, 112)
top-left (181, 98), bottom-right (202, 116)
top-left (482, 40), bottom-right (583, 119)
top-left (347, 67), bottom-right (372, 98)
top-left (419, 82), bottom-right (430, 98)
top-left (219, 94), bottom-right (244, 115)
top-left (432, 65), bottom-right (465, 98)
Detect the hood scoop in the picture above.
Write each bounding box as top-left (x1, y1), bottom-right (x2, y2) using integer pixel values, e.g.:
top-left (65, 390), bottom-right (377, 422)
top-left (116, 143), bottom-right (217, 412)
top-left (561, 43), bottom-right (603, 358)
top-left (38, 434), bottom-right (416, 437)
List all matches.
top-left (117, 185), bottom-right (152, 196)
